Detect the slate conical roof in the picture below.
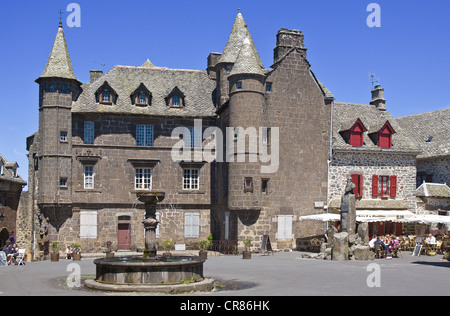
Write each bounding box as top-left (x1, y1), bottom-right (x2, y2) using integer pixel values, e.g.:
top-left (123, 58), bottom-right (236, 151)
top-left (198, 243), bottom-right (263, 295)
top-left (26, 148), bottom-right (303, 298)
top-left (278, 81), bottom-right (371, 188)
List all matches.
top-left (37, 21), bottom-right (79, 82)
top-left (218, 11), bottom-right (264, 69)
top-left (228, 37), bottom-right (265, 77)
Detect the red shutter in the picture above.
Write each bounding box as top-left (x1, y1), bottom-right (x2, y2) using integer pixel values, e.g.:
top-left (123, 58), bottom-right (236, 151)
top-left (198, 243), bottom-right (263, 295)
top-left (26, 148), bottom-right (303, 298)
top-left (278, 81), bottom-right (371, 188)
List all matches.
top-left (351, 174), bottom-right (359, 196)
top-left (372, 175), bottom-right (378, 197)
top-left (390, 175), bottom-right (397, 197)
top-left (379, 133), bottom-right (391, 148)
top-left (358, 174), bottom-right (363, 197)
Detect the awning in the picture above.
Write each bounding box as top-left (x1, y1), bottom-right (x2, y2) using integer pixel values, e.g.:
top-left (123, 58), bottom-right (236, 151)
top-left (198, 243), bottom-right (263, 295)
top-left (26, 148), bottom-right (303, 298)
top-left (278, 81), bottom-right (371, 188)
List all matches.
top-left (355, 210), bottom-right (416, 222)
top-left (298, 211), bottom-right (450, 225)
top-left (298, 210), bottom-right (415, 223)
top-left (402, 214), bottom-right (450, 225)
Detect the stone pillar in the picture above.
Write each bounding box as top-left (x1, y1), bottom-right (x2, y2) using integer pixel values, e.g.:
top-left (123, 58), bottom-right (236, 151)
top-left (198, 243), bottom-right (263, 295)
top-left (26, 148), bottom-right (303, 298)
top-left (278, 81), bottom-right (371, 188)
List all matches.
top-left (143, 203), bottom-right (159, 258)
top-left (136, 192), bottom-right (165, 258)
top-left (340, 194), bottom-right (356, 234)
top-left (332, 232), bottom-right (349, 261)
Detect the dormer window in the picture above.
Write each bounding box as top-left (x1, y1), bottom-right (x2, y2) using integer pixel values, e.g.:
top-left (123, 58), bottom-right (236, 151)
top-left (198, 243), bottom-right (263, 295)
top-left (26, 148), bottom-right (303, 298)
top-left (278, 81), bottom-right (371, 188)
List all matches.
top-left (96, 81), bottom-right (117, 105)
top-left (166, 86), bottom-right (185, 108)
top-left (378, 121), bottom-right (395, 149)
top-left (131, 83), bottom-right (151, 106)
top-left (341, 119), bottom-right (367, 147)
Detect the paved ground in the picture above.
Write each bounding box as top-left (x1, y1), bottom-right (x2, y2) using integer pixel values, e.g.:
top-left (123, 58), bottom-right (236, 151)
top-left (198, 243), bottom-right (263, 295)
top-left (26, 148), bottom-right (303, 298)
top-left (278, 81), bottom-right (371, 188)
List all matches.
top-left (0, 250), bottom-right (449, 296)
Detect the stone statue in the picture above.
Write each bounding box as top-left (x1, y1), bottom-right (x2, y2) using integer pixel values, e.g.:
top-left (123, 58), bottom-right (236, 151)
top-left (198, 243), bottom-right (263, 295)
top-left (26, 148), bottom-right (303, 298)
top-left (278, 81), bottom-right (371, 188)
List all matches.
top-left (344, 176), bottom-right (355, 195)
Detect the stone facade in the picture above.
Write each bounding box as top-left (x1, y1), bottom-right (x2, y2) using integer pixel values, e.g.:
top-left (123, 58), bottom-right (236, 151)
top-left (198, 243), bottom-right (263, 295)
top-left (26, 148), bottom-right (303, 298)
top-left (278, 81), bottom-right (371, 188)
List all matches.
top-left (329, 152), bottom-right (417, 204)
top-left (0, 154), bottom-right (26, 248)
top-left (20, 12), bottom-right (449, 256)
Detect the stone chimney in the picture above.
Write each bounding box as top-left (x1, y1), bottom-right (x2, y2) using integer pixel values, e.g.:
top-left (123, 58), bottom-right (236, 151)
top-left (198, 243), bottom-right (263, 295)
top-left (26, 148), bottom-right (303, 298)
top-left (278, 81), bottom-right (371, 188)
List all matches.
top-left (273, 28), bottom-right (305, 64)
top-left (90, 70), bottom-right (103, 83)
top-left (370, 85), bottom-right (386, 111)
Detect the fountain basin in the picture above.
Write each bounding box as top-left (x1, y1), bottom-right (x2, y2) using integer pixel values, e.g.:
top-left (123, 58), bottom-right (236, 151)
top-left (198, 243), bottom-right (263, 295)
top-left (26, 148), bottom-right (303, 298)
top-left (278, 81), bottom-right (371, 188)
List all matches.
top-left (93, 255), bottom-right (205, 285)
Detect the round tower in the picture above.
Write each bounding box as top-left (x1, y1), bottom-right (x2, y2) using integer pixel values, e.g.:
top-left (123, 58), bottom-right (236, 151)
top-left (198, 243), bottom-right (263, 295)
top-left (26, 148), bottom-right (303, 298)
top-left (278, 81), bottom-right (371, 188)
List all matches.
top-left (226, 36), bottom-right (266, 212)
top-left (35, 21), bottom-right (80, 206)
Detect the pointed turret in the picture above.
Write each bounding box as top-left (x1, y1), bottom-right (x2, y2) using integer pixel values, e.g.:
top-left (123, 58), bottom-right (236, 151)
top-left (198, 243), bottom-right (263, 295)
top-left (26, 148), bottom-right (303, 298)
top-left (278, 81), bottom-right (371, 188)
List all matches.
top-left (214, 10), bottom-right (264, 106)
top-left (36, 21), bottom-right (79, 83)
top-left (228, 37), bottom-right (265, 77)
top-left (218, 10), bottom-right (263, 68)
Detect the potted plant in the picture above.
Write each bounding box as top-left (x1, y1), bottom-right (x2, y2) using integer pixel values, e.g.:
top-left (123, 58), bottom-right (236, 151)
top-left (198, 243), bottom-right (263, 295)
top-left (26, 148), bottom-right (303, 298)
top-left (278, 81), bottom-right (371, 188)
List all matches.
top-left (243, 238), bottom-right (252, 259)
top-left (50, 241), bottom-right (60, 262)
top-left (71, 242), bottom-right (82, 261)
top-left (198, 234), bottom-right (213, 260)
top-left (105, 241), bottom-right (114, 258)
top-left (443, 251), bottom-right (450, 261)
top-left (198, 240), bottom-right (210, 260)
top-left (161, 239), bottom-right (174, 256)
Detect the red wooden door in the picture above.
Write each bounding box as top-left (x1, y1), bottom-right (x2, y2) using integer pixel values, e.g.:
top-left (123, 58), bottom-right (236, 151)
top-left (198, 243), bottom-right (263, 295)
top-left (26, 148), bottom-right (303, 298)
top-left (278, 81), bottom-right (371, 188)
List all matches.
top-left (117, 223), bottom-right (131, 250)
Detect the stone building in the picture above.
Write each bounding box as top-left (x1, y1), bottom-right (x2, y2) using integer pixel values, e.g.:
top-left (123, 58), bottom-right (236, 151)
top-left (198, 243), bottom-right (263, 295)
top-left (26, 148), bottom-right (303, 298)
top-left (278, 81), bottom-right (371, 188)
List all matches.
top-left (23, 12), bottom-right (449, 254)
top-left (327, 85), bottom-right (421, 236)
top-left (25, 12), bottom-right (333, 253)
top-left (396, 108), bottom-right (450, 186)
top-left (0, 154), bottom-right (26, 247)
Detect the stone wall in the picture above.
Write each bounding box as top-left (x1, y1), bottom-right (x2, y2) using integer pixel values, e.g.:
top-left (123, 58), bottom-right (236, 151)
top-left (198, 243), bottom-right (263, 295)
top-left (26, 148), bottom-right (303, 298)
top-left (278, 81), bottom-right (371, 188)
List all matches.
top-left (329, 151), bottom-right (417, 207)
top-left (417, 156), bottom-right (450, 185)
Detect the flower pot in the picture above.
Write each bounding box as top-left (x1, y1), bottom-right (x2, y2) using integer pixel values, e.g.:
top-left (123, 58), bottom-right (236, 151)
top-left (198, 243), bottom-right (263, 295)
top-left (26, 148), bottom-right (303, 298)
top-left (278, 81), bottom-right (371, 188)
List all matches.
top-left (73, 253), bottom-right (81, 261)
top-left (199, 250), bottom-right (208, 260)
top-left (50, 253), bottom-right (59, 262)
top-left (243, 251), bottom-right (251, 259)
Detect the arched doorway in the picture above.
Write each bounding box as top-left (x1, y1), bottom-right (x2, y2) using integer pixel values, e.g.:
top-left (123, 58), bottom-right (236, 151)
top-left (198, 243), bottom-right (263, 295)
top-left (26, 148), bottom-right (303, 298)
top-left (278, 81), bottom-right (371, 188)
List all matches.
top-left (0, 228), bottom-right (9, 248)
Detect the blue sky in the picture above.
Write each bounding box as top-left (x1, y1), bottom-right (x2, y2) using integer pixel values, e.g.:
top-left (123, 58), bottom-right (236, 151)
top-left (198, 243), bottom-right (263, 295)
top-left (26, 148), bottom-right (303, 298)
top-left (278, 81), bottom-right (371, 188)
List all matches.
top-left (0, 0), bottom-right (449, 185)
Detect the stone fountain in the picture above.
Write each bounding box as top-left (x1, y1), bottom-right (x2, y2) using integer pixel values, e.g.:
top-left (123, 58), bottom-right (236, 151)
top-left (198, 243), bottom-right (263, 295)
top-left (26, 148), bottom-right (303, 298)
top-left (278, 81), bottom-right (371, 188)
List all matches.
top-left (84, 190), bottom-right (214, 293)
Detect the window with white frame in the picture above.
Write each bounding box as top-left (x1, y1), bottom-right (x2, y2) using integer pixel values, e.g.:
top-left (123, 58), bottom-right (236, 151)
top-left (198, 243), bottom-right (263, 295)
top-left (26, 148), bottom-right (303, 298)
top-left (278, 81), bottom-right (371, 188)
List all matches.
top-left (60, 131), bottom-right (67, 142)
top-left (84, 121), bottom-right (94, 145)
top-left (183, 168), bottom-right (199, 190)
top-left (136, 125), bottom-right (154, 146)
top-left (83, 166), bottom-right (94, 189)
top-left (80, 210), bottom-right (98, 238)
top-left (184, 212), bottom-right (200, 238)
top-left (135, 168), bottom-right (152, 190)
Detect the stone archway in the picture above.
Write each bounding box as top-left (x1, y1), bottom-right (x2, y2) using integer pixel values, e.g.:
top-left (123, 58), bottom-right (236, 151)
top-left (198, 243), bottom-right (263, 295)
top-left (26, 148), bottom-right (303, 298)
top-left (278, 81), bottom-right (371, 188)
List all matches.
top-left (0, 228), bottom-right (9, 248)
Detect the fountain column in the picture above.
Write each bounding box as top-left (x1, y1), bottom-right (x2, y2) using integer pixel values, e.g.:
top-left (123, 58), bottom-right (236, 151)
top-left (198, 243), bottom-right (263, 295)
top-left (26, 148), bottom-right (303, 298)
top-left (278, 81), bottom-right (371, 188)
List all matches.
top-left (135, 191), bottom-right (165, 257)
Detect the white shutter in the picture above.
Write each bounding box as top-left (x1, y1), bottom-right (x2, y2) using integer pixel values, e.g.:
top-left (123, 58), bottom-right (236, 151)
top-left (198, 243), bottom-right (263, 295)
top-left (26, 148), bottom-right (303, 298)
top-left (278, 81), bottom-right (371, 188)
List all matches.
top-left (80, 211), bottom-right (97, 239)
top-left (277, 215), bottom-right (293, 240)
top-left (184, 212), bottom-right (200, 238)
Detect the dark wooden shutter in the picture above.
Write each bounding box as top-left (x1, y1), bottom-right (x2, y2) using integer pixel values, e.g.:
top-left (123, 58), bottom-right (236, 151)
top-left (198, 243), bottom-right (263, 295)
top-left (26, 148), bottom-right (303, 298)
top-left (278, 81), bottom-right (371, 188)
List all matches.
top-left (372, 175), bottom-right (378, 197)
top-left (390, 175), bottom-right (397, 197)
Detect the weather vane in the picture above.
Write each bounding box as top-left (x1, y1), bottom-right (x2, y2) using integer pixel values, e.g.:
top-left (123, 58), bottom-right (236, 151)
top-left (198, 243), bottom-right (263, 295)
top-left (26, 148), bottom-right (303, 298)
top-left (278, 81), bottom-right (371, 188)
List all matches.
top-left (58, 9), bottom-right (63, 22)
top-left (368, 73), bottom-right (379, 89)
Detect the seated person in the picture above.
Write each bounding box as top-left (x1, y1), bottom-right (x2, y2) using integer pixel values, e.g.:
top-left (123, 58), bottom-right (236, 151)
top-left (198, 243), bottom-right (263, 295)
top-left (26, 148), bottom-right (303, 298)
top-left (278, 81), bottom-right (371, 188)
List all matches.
top-left (369, 236), bottom-right (377, 249)
top-left (66, 245), bottom-right (72, 259)
top-left (2, 240), bottom-right (14, 265)
top-left (426, 233), bottom-right (436, 244)
top-left (375, 236), bottom-right (388, 257)
top-left (9, 243), bottom-right (19, 265)
top-left (389, 235), bottom-right (400, 257)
